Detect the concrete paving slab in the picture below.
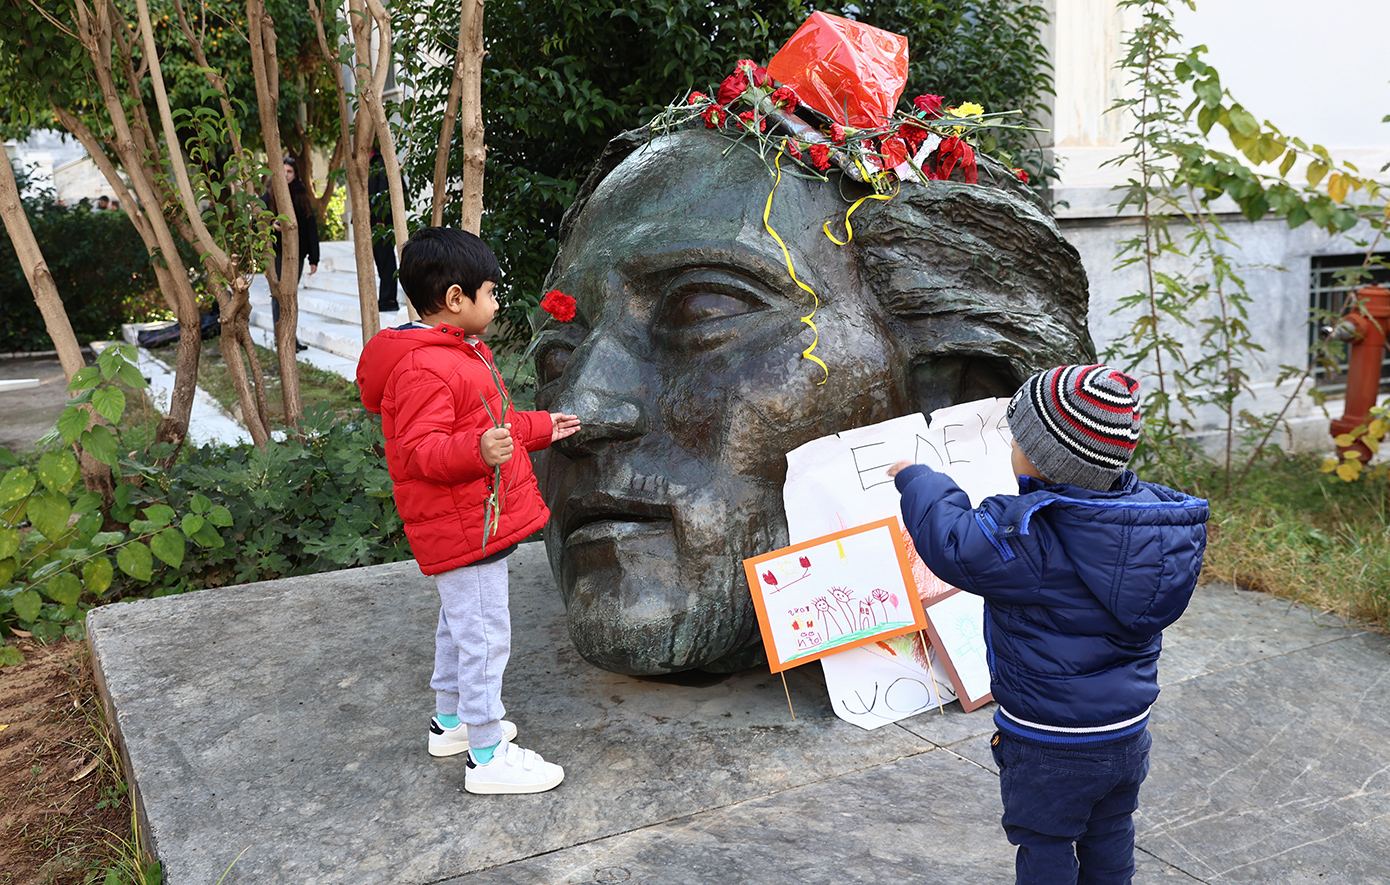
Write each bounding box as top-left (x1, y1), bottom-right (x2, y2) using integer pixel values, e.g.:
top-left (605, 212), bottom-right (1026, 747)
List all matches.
top-left (87, 544), bottom-right (1390, 885)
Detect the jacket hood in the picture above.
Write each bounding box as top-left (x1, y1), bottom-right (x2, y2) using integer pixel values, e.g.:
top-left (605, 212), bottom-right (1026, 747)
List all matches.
top-left (1005, 471), bottom-right (1209, 633)
top-left (357, 324), bottom-right (482, 414)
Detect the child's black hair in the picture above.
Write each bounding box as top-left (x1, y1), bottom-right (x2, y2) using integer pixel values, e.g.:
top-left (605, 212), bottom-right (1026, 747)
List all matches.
top-left (398, 227), bottom-right (501, 316)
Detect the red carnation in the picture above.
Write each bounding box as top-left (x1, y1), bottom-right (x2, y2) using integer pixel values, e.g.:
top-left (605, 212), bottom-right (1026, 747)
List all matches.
top-left (899, 122), bottom-right (930, 152)
top-left (539, 289), bottom-right (577, 323)
top-left (702, 105), bottom-right (727, 129)
top-left (809, 143), bottom-right (831, 171)
top-left (688, 91), bottom-right (707, 105)
top-left (770, 85), bottom-right (798, 112)
top-left (829, 122), bottom-right (846, 144)
top-left (739, 109), bottom-right (766, 132)
top-left (1013, 167), bottom-right (1030, 184)
top-left (737, 58), bottom-right (770, 88)
top-left (785, 139), bottom-right (803, 160)
top-left (913, 93), bottom-right (945, 118)
top-left (880, 135), bottom-right (908, 169)
top-left (717, 72), bottom-right (747, 105)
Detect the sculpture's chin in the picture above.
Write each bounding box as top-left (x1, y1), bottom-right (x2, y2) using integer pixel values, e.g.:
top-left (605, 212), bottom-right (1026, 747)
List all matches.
top-left (559, 520), bottom-right (757, 675)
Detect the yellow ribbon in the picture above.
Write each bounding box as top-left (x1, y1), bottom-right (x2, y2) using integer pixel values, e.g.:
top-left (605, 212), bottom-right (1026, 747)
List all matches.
top-left (823, 159), bottom-right (899, 245)
top-left (764, 150), bottom-right (829, 385)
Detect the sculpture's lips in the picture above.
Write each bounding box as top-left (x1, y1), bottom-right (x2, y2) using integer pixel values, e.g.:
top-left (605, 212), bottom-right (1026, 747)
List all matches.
top-left (561, 493), bottom-right (673, 545)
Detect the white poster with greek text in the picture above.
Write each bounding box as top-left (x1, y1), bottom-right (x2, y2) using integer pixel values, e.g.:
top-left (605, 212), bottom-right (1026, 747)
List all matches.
top-left (783, 398), bottom-right (1015, 728)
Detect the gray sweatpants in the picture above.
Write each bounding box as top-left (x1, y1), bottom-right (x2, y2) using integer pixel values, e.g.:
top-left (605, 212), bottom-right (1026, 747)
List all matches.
top-left (430, 556), bottom-right (510, 749)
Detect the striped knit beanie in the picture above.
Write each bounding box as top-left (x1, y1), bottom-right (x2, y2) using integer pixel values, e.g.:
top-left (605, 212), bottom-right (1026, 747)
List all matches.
top-left (1006, 364), bottom-right (1142, 490)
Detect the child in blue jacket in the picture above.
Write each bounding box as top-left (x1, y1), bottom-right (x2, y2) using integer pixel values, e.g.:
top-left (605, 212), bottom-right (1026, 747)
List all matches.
top-left (890, 364), bottom-right (1208, 885)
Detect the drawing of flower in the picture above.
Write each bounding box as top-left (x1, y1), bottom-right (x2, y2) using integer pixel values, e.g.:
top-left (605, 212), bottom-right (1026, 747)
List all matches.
top-left (762, 570), bottom-right (777, 586)
top-left (871, 587), bottom-right (891, 621)
top-left (799, 555), bottom-right (811, 569)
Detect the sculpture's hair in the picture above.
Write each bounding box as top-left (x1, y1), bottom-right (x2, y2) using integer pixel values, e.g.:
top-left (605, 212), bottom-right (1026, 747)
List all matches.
top-left (556, 127), bottom-right (1095, 408)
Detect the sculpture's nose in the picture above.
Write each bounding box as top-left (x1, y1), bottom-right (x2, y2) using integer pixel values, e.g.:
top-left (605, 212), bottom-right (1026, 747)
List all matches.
top-left (550, 334), bottom-right (650, 456)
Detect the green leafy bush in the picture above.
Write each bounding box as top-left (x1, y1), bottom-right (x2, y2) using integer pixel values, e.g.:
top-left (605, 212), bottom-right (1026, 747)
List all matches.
top-left (0, 345), bottom-right (409, 661)
top-left (0, 164), bottom-right (169, 351)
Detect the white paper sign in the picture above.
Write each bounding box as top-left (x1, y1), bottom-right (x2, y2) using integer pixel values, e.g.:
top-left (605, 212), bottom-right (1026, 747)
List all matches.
top-left (820, 633), bottom-right (956, 730)
top-left (781, 398), bottom-right (1016, 728)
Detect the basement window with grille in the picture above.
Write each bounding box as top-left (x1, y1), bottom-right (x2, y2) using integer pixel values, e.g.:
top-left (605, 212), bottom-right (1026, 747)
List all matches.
top-left (1309, 253), bottom-right (1390, 388)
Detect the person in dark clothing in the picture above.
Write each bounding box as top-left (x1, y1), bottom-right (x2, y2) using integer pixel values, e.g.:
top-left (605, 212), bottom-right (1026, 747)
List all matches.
top-left (263, 157), bottom-right (320, 352)
top-left (369, 147), bottom-right (399, 312)
top-left (891, 364), bottom-right (1208, 885)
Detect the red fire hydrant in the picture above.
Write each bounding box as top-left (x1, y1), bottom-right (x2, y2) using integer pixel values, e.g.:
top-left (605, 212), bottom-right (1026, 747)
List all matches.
top-left (1329, 285), bottom-right (1390, 462)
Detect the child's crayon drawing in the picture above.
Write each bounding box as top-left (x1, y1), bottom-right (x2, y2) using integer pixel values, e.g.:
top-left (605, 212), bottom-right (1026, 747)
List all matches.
top-left (744, 518), bottom-right (929, 673)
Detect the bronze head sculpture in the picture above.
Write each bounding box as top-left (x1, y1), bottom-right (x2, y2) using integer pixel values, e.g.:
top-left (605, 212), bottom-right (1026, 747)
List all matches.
top-left (534, 127), bottom-right (1094, 675)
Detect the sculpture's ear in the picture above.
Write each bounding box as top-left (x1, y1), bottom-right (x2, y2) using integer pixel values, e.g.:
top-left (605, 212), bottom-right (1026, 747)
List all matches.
top-left (857, 171), bottom-right (1096, 418)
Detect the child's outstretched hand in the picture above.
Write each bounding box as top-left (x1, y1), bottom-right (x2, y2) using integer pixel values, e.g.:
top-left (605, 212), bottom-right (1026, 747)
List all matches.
top-left (550, 412), bottom-right (581, 443)
top-left (481, 423), bottom-right (514, 467)
top-left (887, 460), bottom-right (914, 478)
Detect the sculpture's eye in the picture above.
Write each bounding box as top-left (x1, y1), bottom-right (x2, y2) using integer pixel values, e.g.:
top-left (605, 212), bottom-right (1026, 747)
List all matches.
top-left (535, 339), bottom-right (573, 388)
top-left (658, 269), bottom-right (768, 348)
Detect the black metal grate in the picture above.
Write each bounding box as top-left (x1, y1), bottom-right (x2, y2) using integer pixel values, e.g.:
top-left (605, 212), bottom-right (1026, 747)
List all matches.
top-left (1309, 253), bottom-right (1390, 386)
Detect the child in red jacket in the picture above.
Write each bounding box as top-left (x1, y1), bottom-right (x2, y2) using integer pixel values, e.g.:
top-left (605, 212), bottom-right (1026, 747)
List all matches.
top-left (357, 227), bottom-right (580, 794)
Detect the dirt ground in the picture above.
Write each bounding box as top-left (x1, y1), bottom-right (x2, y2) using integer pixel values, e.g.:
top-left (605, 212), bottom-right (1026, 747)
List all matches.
top-left (0, 639), bottom-right (132, 885)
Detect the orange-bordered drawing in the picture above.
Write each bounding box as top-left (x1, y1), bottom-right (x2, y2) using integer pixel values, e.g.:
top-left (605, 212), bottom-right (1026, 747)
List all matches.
top-left (744, 517), bottom-right (929, 673)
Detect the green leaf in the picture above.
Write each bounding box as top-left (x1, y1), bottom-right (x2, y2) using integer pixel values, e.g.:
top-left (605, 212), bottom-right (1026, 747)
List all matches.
top-left (150, 529), bottom-right (185, 568)
top-left (80, 424), bottom-right (119, 466)
top-left (116, 542), bottom-right (153, 582)
top-left (1279, 149), bottom-right (1297, 178)
top-left (191, 523), bottom-right (225, 549)
top-left (56, 407), bottom-right (88, 444)
top-left (116, 361), bottom-right (147, 389)
top-left (1197, 104), bottom-right (1219, 136)
top-left (208, 505), bottom-right (234, 527)
top-left (142, 504), bottom-right (176, 528)
top-left (0, 526), bottom-right (17, 560)
top-left (31, 558), bottom-right (67, 580)
top-left (91, 531), bottom-right (126, 546)
top-left (44, 573), bottom-right (82, 605)
top-left (190, 493), bottom-right (212, 514)
top-left (0, 557), bottom-right (15, 586)
top-left (181, 513), bottom-right (205, 536)
top-left (35, 451), bottom-right (78, 493)
top-left (1307, 160), bottom-right (1329, 188)
top-left (0, 645), bottom-right (23, 667)
top-left (1228, 105), bottom-right (1259, 137)
top-left (92, 387), bottom-right (127, 424)
top-left (68, 366), bottom-right (101, 390)
top-left (83, 557), bottom-right (114, 595)
top-left (0, 467), bottom-right (35, 507)
top-left (27, 491), bottom-right (72, 541)
top-left (12, 589), bottom-right (42, 622)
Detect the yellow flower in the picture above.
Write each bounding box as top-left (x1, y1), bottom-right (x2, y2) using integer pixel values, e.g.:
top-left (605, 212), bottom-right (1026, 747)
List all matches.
top-left (948, 102), bottom-right (985, 135)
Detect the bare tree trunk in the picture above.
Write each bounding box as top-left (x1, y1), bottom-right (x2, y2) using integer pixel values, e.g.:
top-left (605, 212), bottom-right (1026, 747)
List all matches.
top-left (0, 156), bottom-right (86, 380)
top-left (456, 0), bottom-right (486, 235)
top-left (307, 0), bottom-right (382, 345)
top-left (248, 0), bottom-right (304, 429)
top-left (0, 152), bottom-right (114, 496)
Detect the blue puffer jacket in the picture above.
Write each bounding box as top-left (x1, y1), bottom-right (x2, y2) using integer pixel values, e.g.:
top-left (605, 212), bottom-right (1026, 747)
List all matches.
top-left (895, 464), bottom-right (1209, 746)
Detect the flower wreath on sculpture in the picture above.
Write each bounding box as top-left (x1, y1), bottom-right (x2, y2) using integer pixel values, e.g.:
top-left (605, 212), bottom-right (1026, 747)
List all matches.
top-left (643, 58), bottom-right (1041, 382)
top-left (650, 58), bottom-right (1035, 207)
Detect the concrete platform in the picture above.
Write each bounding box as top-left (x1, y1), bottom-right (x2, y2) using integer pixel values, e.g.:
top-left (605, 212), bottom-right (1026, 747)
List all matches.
top-left (87, 543), bottom-right (1390, 885)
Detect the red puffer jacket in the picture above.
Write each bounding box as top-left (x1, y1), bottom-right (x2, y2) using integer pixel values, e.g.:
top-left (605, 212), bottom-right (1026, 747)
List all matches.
top-left (357, 324), bottom-right (554, 574)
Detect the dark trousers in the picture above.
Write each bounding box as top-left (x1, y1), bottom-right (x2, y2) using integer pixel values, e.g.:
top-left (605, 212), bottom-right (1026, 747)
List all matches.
top-left (991, 728), bottom-right (1152, 885)
top-left (374, 241), bottom-right (398, 310)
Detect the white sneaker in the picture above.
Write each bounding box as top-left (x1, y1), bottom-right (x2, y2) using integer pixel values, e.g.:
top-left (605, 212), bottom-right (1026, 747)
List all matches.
top-left (464, 741), bottom-right (564, 794)
top-left (428, 717), bottom-right (518, 757)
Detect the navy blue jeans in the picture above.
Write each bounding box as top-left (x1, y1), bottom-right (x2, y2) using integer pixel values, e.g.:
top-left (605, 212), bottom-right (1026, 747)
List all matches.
top-left (990, 728), bottom-right (1152, 885)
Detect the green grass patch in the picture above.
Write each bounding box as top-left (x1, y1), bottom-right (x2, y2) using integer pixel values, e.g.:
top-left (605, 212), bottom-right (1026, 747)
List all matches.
top-left (1194, 454), bottom-right (1390, 628)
